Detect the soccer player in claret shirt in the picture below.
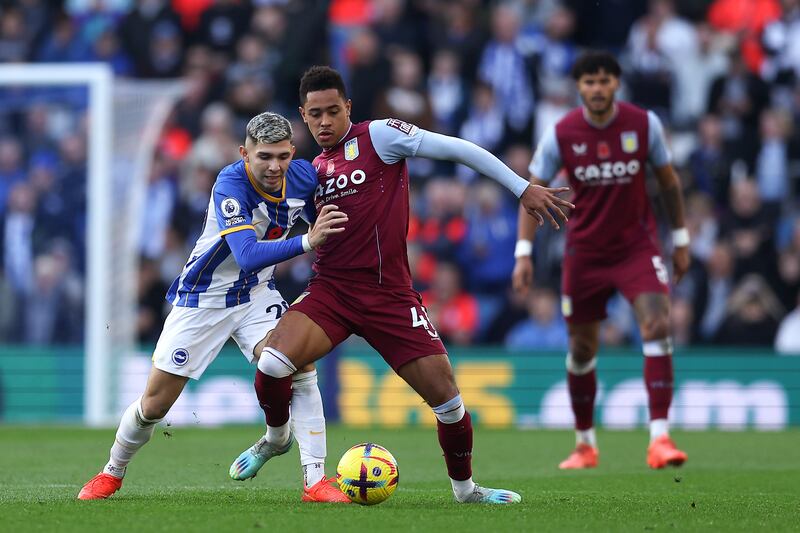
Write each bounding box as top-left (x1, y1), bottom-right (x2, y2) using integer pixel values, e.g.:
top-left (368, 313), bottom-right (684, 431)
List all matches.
top-left (77, 112), bottom-right (350, 502)
top-left (512, 51), bottom-right (690, 469)
top-left (229, 66), bottom-right (573, 504)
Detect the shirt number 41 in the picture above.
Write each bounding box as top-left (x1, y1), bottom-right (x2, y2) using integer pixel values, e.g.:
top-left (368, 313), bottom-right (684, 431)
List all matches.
top-left (410, 306), bottom-right (440, 339)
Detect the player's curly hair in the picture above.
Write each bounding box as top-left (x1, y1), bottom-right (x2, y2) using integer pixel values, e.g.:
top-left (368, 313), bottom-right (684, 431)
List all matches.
top-left (245, 112), bottom-right (292, 145)
top-left (571, 51), bottom-right (622, 80)
top-left (299, 66), bottom-right (347, 105)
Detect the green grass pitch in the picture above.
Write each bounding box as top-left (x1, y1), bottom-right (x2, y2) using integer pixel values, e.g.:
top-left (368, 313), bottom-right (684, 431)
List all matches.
top-left (1, 426), bottom-right (797, 532)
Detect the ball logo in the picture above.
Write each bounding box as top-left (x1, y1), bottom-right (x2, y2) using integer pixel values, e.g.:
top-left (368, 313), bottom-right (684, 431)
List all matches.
top-left (221, 198), bottom-right (241, 218)
top-left (172, 348), bottom-right (189, 366)
top-left (372, 466), bottom-right (382, 476)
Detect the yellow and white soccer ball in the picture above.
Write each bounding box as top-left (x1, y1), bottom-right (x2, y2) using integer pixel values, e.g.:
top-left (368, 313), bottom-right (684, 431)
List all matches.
top-left (336, 443), bottom-right (399, 505)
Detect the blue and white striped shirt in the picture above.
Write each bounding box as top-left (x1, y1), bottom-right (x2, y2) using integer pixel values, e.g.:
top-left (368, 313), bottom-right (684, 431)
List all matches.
top-left (166, 159), bottom-right (318, 308)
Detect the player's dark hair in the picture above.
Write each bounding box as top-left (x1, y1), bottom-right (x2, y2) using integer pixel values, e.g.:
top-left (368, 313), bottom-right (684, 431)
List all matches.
top-left (571, 51), bottom-right (622, 80)
top-left (299, 66), bottom-right (348, 105)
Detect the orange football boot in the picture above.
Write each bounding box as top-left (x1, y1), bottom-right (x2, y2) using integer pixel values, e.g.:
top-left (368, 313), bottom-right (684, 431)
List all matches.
top-left (302, 476), bottom-right (351, 503)
top-left (558, 443), bottom-right (599, 469)
top-left (77, 472), bottom-right (123, 500)
top-left (647, 435), bottom-right (688, 469)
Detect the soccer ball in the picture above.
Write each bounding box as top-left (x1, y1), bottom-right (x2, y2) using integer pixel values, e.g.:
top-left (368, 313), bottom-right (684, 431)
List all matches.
top-left (336, 443), bottom-right (399, 505)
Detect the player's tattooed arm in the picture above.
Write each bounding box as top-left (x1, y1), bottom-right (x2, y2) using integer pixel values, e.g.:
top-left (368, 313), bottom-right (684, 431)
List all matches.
top-left (653, 164), bottom-right (690, 282)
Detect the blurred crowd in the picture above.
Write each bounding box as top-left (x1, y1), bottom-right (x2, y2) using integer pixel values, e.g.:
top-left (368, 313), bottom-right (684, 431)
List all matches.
top-left (1, 0), bottom-right (800, 353)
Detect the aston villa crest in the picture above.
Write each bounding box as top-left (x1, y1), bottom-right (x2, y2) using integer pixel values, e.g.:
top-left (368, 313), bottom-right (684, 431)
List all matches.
top-left (621, 131), bottom-right (638, 153)
top-left (344, 138), bottom-right (359, 161)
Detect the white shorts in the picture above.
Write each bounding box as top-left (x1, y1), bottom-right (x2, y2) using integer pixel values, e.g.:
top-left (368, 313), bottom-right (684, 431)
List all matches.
top-left (152, 286), bottom-right (288, 380)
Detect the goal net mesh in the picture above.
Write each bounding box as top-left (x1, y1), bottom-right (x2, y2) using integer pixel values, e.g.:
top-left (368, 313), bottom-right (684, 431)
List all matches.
top-left (107, 80), bottom-right (186, 421)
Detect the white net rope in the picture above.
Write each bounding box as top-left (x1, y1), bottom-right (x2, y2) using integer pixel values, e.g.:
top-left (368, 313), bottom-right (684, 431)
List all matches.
top-left (108, 80), bottom-right (185, 414)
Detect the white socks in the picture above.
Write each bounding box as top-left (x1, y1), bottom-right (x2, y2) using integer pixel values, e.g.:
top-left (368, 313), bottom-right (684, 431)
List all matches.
top-left (303, 463), bottom-right (325, 488)
top-left (291, 370), bottom-right (326, 486)
top-left (650, 418), bottom-right (669, 442)
top-left (103, 397), bottom-right (162, 478)
top-left (573, 421), bottom-right (668, 447)
top-left (576, 428), bottom-right (597, 448)
top-left (573, 421), bottom-right (668, 446)
top-left (265, 422), bottom-right (290, 446)
top-left (451, 477), bottom-right (477, 500)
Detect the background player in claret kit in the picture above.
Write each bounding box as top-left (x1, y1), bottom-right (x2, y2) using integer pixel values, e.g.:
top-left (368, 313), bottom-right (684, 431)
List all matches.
top-left (513, 51), bottom-right (690, 470)
top-left (230, 66), bottom-right (573, 504)
top-left (77, 112), bottom-right (350, 503)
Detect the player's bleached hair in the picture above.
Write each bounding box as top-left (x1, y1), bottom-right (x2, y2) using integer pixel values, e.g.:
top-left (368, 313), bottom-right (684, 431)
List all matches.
top-left (245, 112), bottom-right (293, 145)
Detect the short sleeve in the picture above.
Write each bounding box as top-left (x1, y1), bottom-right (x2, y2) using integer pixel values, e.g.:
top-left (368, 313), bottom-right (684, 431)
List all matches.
top-left (647, 111), bottom-right (672, 168)
top-left (528, 125), bottom-right (562, 183)
top-left (213, 179), bottom-right (254, 236)
top-left (368, 119), bottom-right (425, 164)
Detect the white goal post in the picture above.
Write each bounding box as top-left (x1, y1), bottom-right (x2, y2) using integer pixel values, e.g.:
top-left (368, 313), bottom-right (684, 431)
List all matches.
top-left (0, 64), bottom-right (184, 426)
top-left (0, 64), bottom-right (113, 426)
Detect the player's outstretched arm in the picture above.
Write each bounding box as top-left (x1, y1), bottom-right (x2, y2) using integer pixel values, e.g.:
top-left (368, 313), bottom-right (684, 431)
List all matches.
top-left (413, 131), bottom-right (574, 228)
top-left (225, 205), bottom-right (347, 272)
top-left (653, 164), bottom-right (690, 283)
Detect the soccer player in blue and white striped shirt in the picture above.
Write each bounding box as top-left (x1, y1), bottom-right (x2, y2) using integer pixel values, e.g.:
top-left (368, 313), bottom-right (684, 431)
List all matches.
top-left (78, 112), bottom-right (349, 503)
